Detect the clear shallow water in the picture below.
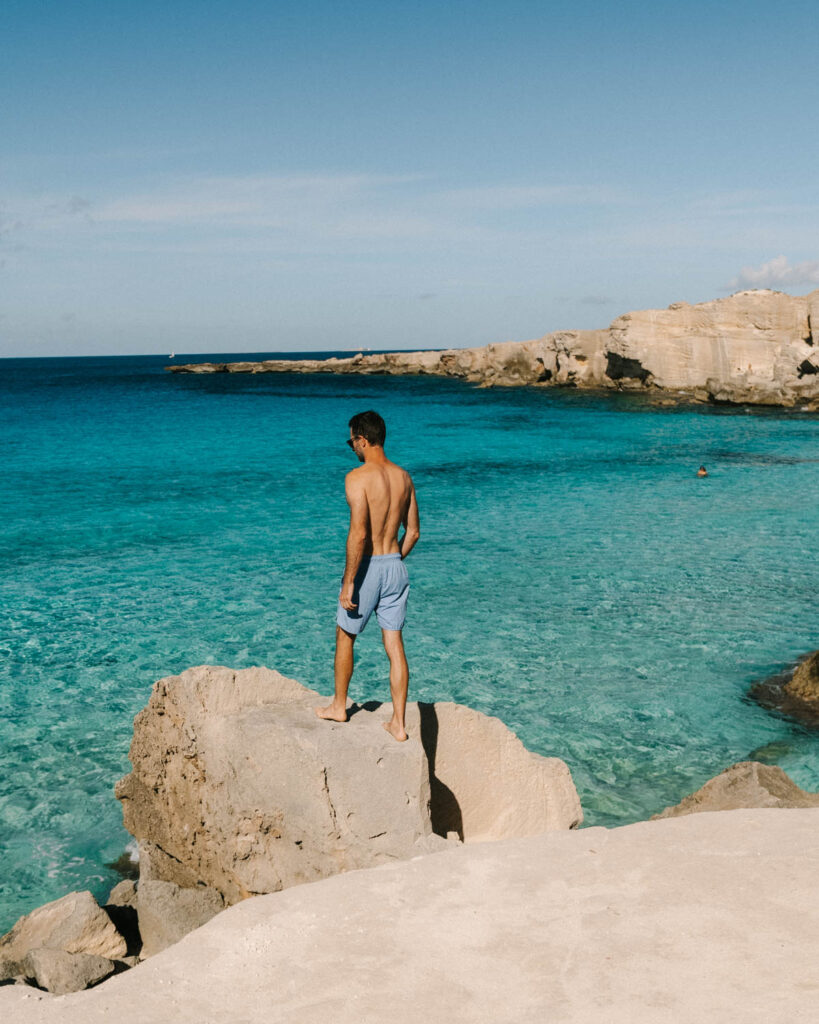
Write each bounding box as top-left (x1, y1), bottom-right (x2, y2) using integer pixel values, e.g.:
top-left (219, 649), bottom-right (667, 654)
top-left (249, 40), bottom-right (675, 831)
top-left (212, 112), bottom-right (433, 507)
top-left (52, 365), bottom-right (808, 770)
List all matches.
top-left (1, 353), bottom-right (818, 931)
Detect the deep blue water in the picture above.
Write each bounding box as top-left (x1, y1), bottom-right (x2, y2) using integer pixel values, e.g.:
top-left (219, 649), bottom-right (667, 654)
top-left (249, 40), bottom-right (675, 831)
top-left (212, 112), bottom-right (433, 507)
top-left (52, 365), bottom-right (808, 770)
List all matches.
top-left (1, 352), bottom-right (818, 931)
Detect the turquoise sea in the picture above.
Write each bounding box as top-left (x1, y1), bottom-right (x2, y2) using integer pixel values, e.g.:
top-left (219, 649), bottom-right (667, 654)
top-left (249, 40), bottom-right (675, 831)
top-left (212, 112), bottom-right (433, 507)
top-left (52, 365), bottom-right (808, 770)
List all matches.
top-left (1, 353), bottom-right (818, 931)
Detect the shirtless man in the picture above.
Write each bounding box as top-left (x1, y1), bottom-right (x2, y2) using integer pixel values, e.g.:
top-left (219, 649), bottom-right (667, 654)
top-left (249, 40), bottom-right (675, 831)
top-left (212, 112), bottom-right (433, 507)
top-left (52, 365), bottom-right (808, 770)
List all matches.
top-left (315, 410), bottom-right (420, 741)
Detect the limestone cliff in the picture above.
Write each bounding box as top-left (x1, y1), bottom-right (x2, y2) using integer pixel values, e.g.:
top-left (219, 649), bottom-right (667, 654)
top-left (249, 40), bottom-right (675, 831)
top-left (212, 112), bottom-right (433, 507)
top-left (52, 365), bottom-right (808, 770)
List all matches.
top-left (168, 288), bottom-right (819, 408)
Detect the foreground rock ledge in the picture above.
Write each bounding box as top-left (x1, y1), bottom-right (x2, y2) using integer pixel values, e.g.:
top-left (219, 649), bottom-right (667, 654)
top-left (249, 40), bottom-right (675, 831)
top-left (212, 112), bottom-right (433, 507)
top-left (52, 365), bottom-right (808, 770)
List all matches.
top-left (115, 666), bottom-right (582, 904)
top-left (3, 808), bottom-right (818, 1024)
top-left (167, 288), bottom-right (819, 409)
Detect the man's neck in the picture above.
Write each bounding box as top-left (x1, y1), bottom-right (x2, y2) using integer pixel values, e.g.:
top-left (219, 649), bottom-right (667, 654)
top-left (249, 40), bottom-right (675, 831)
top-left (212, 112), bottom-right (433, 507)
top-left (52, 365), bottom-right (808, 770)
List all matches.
top-left (363, 447), bottom-right (387, 465)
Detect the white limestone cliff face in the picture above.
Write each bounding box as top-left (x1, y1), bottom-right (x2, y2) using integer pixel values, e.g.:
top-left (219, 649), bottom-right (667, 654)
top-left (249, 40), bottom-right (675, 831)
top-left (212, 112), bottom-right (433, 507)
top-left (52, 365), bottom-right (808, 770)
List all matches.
top-left (114, 666), bottom-right (582, 905)
top-left (607, 289), bottom-right (817, 391)
top-left (169, 288), bottom-right (819, 407)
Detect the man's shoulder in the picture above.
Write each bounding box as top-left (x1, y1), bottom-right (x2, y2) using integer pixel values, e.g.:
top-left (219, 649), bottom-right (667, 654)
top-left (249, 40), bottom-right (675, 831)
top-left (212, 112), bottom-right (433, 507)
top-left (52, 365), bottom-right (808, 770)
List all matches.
top-left (386, 458), bottom-right (412, 480)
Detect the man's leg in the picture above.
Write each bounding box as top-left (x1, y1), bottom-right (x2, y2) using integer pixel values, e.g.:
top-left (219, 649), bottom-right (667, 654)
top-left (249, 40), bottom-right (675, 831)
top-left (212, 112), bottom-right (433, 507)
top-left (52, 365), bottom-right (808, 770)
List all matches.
top-left (315, 626), bottom-right (356, 722)
top-left (381, 628), bottom-right (408, 742)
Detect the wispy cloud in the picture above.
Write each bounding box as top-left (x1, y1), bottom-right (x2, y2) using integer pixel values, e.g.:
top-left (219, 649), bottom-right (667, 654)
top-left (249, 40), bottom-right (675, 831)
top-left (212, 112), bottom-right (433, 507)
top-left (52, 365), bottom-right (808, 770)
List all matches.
top-left (437, 184), bottom-right (622, 210)
top-left (727, 255), bottom-right (819, 290)
top-left (94, 174), bottom-right (424, 226)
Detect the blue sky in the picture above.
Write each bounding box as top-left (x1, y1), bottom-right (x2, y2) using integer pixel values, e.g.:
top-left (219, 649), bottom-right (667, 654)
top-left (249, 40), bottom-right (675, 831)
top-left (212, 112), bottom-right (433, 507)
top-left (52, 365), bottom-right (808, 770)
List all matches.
top-left (2, 0), bottom-right (818, 356)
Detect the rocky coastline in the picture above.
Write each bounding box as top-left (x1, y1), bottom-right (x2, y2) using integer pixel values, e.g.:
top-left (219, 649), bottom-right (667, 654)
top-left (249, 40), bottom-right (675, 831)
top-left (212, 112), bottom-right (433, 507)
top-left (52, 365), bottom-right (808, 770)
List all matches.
top-left (167, 288), bottom-right (819, 410)
top-left (2, 655), bottom-right (819, 1017)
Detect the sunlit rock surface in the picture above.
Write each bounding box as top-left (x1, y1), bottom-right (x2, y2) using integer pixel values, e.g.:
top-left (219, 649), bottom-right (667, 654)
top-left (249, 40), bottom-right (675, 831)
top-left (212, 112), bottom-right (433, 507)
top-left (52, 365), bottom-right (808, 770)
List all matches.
top-left (3, 809), bottom-right (818, 1023)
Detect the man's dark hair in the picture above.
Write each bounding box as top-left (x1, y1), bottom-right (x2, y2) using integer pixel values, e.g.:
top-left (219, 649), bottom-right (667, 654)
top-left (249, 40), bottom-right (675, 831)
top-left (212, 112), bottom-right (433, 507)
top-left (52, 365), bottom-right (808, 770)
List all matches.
top-left (349, 410), bottom-right (386, 446)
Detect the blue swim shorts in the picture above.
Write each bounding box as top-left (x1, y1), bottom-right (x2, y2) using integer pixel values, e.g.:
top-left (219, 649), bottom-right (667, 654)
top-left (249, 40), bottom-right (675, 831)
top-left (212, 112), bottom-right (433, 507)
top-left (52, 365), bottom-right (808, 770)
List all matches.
top-left (336, 553), bottom-right (410, 634)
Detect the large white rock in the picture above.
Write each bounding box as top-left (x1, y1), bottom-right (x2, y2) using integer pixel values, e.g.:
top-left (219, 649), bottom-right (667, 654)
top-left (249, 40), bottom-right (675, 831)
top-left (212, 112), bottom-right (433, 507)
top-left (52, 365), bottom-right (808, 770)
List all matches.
top-left (115, 666), bottom-right (581, 905)
top-left (3, 808), bottom-right (818, 1023)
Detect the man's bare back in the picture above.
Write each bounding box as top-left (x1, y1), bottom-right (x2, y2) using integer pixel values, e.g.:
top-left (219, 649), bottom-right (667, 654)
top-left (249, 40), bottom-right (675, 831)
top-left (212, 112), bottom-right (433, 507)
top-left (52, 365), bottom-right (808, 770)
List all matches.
top-left (345, 459), bottom-right (417, 557)
top-left (315, 410), bottom-right (420, 741)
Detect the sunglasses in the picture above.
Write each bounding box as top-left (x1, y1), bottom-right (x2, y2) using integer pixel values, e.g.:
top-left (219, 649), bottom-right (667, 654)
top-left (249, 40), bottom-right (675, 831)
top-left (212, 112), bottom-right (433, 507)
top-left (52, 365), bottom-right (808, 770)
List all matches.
top-left (346, 435), bottom-right (361, 449)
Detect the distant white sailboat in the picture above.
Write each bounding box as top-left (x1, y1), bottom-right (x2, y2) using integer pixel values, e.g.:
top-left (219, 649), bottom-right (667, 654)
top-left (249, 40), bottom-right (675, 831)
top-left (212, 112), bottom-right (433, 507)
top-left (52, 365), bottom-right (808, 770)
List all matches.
top-left (169, 351), bottom-right (175, 359)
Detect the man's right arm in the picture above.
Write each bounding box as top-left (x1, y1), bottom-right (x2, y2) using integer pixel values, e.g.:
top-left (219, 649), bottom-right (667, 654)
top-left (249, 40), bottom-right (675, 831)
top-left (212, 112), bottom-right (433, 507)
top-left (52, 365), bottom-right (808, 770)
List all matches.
top-left (398, 478), bottom-right (420, 559)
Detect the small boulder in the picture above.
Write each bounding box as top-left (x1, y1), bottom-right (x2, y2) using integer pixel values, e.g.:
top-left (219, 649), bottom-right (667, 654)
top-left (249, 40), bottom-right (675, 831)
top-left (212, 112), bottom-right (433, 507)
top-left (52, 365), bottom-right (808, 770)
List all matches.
top-left (106, 880), bottom-right (137, 908)
top-left (653, 761), bottom-right (819, 819)
top-left (0, 891), bottom-right (127, 965)
top-left (137, 880), bottom-right (224, 958)
top-left (22, 948), bottom-right (114, 995)
top-left (0, 957), bottom-right (23, 982)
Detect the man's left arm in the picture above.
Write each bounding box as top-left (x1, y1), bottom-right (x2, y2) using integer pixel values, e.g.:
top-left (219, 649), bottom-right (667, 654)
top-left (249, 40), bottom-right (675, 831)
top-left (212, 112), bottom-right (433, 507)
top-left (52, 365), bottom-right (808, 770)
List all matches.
top-left (339, 473), bottom-right (369, 611)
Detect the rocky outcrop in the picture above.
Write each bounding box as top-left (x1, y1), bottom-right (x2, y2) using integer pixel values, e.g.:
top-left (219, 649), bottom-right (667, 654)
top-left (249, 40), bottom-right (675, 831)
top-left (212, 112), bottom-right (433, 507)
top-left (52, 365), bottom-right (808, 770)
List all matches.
top-left (115, 665), bottom-right (582, 906)
top-left (4, 809), bottom-right (819, 1024)
top-left (749, 649), bottom-right (819, 727)
top-left (782, 649), bottom-right (819, 704)
top-left (652, 761), bottom-right (819, 818)
top-left (168, 289), bottom-right (819, 408)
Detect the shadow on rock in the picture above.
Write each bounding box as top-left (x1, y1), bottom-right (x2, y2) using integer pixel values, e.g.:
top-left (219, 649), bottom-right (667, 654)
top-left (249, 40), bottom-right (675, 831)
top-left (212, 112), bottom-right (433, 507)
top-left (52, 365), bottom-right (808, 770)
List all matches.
top-left (418, 703), bottom-right (464, 841)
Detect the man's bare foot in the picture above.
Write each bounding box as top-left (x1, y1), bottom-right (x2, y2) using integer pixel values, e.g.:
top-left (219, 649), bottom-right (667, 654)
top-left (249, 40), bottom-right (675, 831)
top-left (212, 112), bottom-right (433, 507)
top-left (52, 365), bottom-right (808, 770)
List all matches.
top-left (383, 720), bottom-right (408, 742)
top-left (315, 704), bottom-right (348, 723)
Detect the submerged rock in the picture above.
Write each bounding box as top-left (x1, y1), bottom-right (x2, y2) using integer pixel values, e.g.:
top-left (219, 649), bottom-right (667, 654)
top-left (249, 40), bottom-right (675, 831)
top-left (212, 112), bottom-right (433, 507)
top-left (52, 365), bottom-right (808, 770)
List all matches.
top-left (115, 665), bottom-right (581, 906)
top-left (653, 760), bottom-right (819, 818)
top-left (748, 649), bottom-right (819, 727)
